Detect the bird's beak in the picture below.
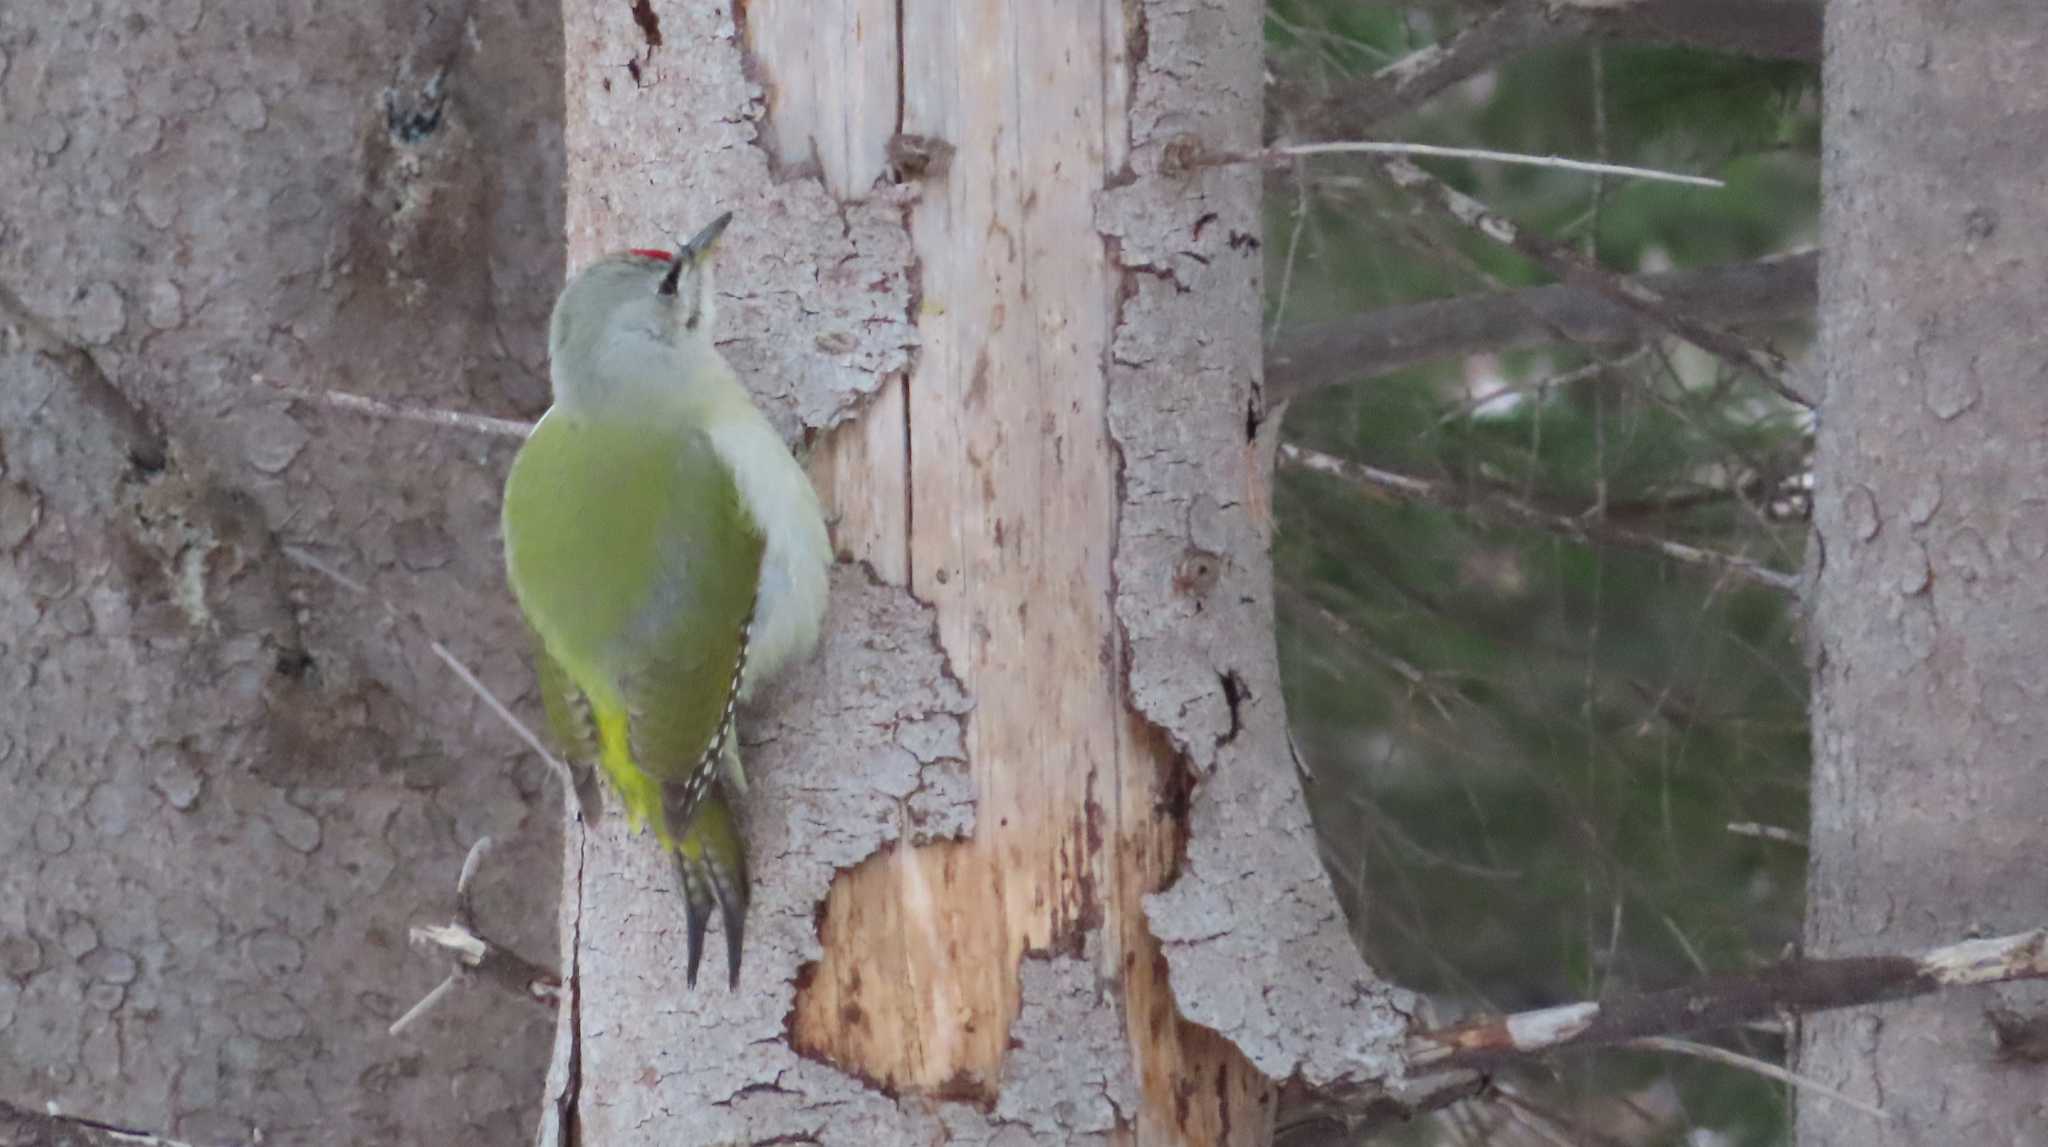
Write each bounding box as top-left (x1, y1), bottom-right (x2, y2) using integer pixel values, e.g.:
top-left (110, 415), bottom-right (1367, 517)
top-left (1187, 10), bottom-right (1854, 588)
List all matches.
top-left (659, 212), bottom-right (732, 296)
top-left (679, 212), bottom-right (734, 265)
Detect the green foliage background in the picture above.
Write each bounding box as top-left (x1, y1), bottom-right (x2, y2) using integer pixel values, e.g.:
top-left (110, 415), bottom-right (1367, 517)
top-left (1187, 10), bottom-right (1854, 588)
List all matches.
top-left (1265, 6), bottom-right (1820, 1142)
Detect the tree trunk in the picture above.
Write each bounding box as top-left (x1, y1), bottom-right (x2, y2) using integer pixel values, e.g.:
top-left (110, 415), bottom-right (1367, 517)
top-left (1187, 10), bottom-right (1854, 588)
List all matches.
top-left (544, 2), bottom-right (1410, 1143)
top-left (2, 1), bottom-right (563, 1143)
top-left (1800, 2), bottom-right (2048, 1142)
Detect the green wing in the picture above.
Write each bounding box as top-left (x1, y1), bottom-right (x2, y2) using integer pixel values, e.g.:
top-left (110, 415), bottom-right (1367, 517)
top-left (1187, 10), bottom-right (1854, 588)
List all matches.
top-left (533, 639), bottom-right (599, 761)
top-left (503, 411), bottom-right (763, 833)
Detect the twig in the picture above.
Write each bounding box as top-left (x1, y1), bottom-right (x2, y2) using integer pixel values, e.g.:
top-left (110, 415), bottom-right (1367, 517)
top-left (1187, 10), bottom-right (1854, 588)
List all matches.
top-left (409, 922), bottom-right (563, 1004)
top-left (456, 835), bottom-right (494, 923)
top-left (1587, 43), bottom-right (1611, 260)
top-left (261, 376), bottom-right (535, 439)
top-left (1278, 443), bottom-right (1802, 593)
top-left (1342, 182), bottom-right (1816, 547)
top-left (1267, 157), bottom-right (1312, 346)
top-left (391, 837), bottom-right (565, 1038)
top-left (388, 971), bottom-right (464, 1037)
top-left (1272, 1070), bottom-right (1488, 1147)
top-left (1727, 821), bottom-right (1807, 846)
top-left (1289, 1), bottom-right (1561, 134)
top-left (1490, 1087), bottom-right (1618, 1147)
top-left (1373, 158), bottom-right (1814, 406)
top-left (1436, 360), bottom-right (1615, 426)
top-left (1222, 140), bottom-right (1723, 188)
top-left (281, 546), bottom-right (583, 820)
top-left (1627, 1036), bottom-right (1890, 1121)
top-left (0, 1098), bottom-right (205, 1147)
top-left (1289, 0), bottom-right (1821, 136)
top-left (1404, 925), bottom-right (2048, 1071)
top-left (1494, 1097), bottom-right (1583, 1147)
top-left (428, 640), bottom-right (582, 815)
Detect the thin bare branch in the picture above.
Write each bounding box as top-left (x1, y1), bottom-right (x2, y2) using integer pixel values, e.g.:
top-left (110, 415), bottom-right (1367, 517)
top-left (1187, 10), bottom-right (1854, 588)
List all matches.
top-left (282, 546), bottom-right (584, 820)
top-left (1309, 179), bottom-right (1814, 567)
top-left (1727, 821), bottom-right (1808, 846)
top-left (456, 834), bottom-right (495, 928)
top-left (0, 1098), bottom-right (203, 1146)
top-left (262, 376), bottom-right (535, 439)
top-left (1374, 158), bottom-right (1814, 406)
top-left (1288, 0), bottom-right (1821, 136)
top-left (1279, 443), bottom-right (1802, 593)
top-left (1267, 253), bottom-right (1816, 399)
top-left (410, 922), bottom-right (563, 1005)
top-left (1228, 140), bottom-right (1722, 187)
top-left (1628, 1036), bottom-right (1890, 1121)
top-left (1222, 140), bottom-right (1723, 188)
top-left (428, 640), bottom-right (582, 816)
top-left (1494, 1094), bottom-right (1585, 1147)
top-left (388, 972), bottom-right (464, 1038)
top-left (392, 837), bottom-right (564, 1038)
top-left (1268, 158), bottom-right (1312, 346)
top-left (1272, 1070), bottom-right (1488, 1147)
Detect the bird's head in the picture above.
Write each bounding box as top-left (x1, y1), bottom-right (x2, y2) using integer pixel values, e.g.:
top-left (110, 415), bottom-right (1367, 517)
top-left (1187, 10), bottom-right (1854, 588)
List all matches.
top-left (547, 212), bottom-right (733, 410)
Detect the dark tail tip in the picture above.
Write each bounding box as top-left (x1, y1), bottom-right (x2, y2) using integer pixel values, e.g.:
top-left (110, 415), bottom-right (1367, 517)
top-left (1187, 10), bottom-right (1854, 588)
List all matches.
top-left (675, 856), bottom-right (714, 990)
top-left (674, 851), bottom-right (748, 990)
top-left (712, 865), bottom-right (746, 991)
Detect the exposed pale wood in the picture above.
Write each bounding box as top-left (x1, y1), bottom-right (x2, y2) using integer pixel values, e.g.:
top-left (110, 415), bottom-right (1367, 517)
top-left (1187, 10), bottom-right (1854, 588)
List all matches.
top-left (796, 0), bottom-right (1127, 1092)
top-left (741, 0), bottom-right (897, 192)
top-left (810, 376), bottom-right (910, 583)
top-left (760, 1), bottom-right (1268, 1140)
top-left (748, 0), bottom-right (913, 586)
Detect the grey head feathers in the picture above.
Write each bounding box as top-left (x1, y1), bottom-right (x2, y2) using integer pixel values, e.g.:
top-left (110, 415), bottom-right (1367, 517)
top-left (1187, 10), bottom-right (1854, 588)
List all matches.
top-left (546, 213), bottom-right (733, 411)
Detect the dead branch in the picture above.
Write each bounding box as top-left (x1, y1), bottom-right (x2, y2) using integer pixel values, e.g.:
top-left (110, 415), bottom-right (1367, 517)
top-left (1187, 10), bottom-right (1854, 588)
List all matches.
top-left (1727, 821), bottom-right (1807, 846)
top-left (1626, 1036), bottom-right (1888, 1120)
top-left (1279, 927), bottom-right (2047, 1143)
top-left (0, 1098), bottom-right (201, 1146)
top-left (1278, 442), bottom-right (1801, 593)
top-left (281, 545), bottom-right (585, 819)
top-left (1287, 0), bottom-right (1821, 137)
top-left (1407, 926), bottom-right (2048, 1070)
top-left (261, 376), bottom-right (535, 439)
top-left (392, 837), bottom-right (563, 1038)
top-left (1267, 252), bottom-right (1816, 399)
top-left (1218, 140), bottom-right (1722, 187)
top-left (1374, 158), bottom-right (1814, 406)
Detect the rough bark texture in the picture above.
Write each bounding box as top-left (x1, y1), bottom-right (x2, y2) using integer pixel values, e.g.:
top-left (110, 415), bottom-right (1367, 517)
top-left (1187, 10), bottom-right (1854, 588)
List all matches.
top-left (1098, 4), bottom-right (1414, 1091)
top-left (551, 0), bottom-right (1405, 1143)
top-left (1, 1), bottom-right (564, 1143)
top-left (1800, 3), bottom-right (2048, 1143)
